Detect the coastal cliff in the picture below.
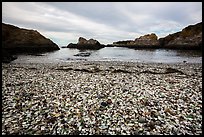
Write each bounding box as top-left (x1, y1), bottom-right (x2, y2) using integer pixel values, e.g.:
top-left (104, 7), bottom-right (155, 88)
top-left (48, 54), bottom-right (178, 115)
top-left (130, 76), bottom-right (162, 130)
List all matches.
top-left (2, 23), bottom-right (60, 63)
top-left (2, 23), bottom-right (60, 53)
top-left (159, 22), bottom-right (202, 49)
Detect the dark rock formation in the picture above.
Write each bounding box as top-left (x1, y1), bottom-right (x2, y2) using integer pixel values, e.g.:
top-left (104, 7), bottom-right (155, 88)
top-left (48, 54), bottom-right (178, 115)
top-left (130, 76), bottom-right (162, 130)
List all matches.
top-left (74, 52), bottom-right (91, 57)
top-left (107, 22), bottom-right (202, 50)
top-left (106, 44), bottom-right (116, 47)
top-left (133, 33), bottom-right (160, 48)
top-left (67, 37), bottom-right (105, 50)
top-left (2, 49), bottom-right (17, 63)
top-left (2, 23), bottom-right (60, 54)
top-left (61, 46), bottom-right (68, 48)
top-left (67, 43), bottom-right (77, 48)
top-left (113, 40), bottom-right (133, 45)
top-left (159, 22), bottom-right (202, 50)
top-left (109, 33), bottom-right (160, 48)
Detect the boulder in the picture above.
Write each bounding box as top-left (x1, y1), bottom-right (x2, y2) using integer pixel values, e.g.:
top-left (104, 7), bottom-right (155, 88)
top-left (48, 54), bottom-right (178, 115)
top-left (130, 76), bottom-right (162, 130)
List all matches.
top-left (159, 22), bottom-right (202, 50)
top-left (67, 37), bottom-right (104, 50)
top-left (2, 23), bottom-right (60, 55)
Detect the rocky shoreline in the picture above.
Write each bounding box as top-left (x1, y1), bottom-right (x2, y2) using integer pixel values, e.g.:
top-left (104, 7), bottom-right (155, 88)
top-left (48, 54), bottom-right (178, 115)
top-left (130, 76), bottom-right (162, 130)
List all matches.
top-left (2, 61), bottom-right (202, 135)
top-left (109, 22), bottom-right (202, 50)
top-left (2, 22), bottom-right (202, 63)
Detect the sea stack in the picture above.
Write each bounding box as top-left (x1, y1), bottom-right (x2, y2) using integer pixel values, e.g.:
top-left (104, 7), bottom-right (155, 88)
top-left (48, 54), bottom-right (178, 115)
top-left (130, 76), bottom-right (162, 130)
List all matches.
top-left (67, 37), bottom-right (105, 50)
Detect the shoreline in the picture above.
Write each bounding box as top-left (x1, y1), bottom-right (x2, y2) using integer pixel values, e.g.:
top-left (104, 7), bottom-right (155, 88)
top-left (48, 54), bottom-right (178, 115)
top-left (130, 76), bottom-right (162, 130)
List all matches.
top-left (7, 59), bottom-right (203, 66)
top-left (2, 61), bottom-right (202, 135)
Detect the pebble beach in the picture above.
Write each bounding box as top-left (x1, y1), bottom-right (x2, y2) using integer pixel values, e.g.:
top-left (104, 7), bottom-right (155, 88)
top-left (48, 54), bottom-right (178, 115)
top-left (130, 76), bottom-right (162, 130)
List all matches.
top-left (2, 61), bottom-right (202, 135)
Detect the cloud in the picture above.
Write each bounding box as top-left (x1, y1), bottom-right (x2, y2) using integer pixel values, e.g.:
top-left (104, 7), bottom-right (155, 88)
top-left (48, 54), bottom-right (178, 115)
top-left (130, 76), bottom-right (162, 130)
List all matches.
top-left (2, 2), bottom-right (202, 46)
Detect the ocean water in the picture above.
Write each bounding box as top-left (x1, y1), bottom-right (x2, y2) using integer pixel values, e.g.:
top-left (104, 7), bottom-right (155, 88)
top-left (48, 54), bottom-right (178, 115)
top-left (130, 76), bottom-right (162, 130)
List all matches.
top-left (12, 47), bottom-right (202, 64)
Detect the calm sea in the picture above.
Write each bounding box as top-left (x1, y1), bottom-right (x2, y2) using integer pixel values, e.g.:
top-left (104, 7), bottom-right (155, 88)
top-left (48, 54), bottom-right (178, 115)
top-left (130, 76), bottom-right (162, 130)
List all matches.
top-left (11, 47), bottom-right (202, 64)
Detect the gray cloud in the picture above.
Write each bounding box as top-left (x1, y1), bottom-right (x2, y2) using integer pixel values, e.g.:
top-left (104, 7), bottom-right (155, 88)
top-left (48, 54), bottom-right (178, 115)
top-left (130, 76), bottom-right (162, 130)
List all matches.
top-left (2, 2), bottom-right (202, 46)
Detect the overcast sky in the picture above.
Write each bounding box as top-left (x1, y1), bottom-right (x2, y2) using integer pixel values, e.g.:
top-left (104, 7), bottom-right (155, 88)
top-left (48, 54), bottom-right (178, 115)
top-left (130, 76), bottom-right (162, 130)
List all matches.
top-left (2, 2), bottom-right (202, 47)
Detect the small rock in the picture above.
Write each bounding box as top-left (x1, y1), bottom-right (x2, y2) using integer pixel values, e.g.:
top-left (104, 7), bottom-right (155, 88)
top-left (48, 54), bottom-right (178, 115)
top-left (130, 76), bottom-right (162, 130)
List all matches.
top-left (106, 99), bottom-right (112, 104)
top-left (123, 89), bottom-right (128, 92)
top-left (101, 102), bottom-right (108, 107)
top-left (41, 126), bottom-right (45, 131)
top-left (178, 115), bottom-right (185, 121)
top-left (70, 129), bottom-right (80, 135)
top-left (151, 110), bottom-right (158, 117)
top-left (164, 108), bottom-right (176, 115)
top-left (148, 121), bottom-right (156, 130)
top-left (138, 116), bottom-right (147, 123)
top-left (131, 130), bottom-right (139, 135)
